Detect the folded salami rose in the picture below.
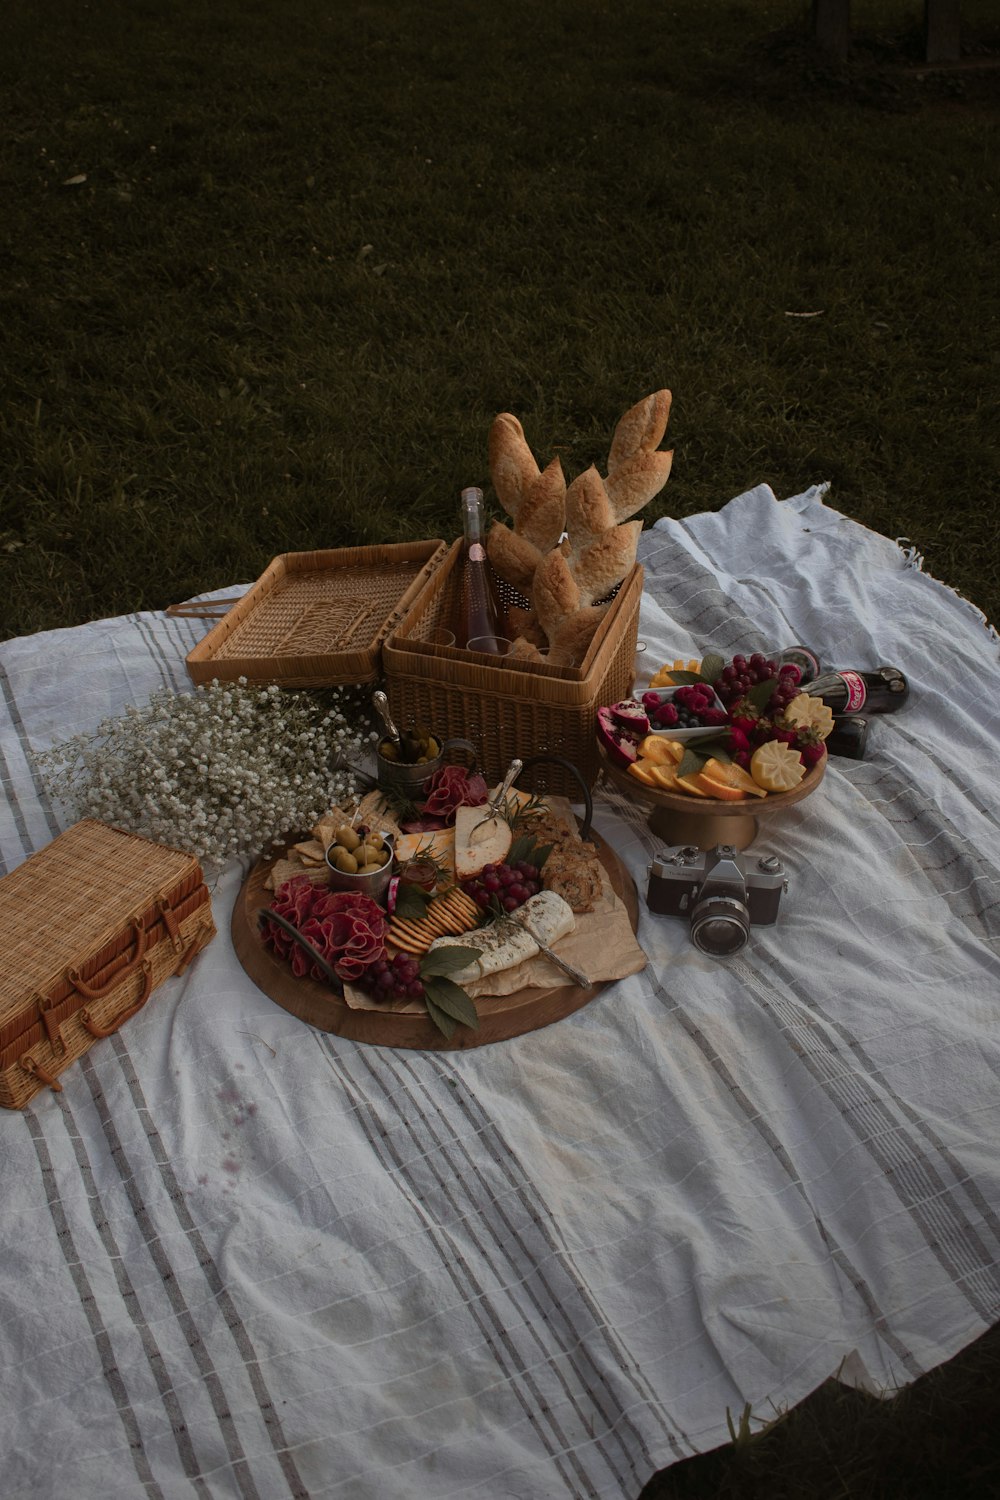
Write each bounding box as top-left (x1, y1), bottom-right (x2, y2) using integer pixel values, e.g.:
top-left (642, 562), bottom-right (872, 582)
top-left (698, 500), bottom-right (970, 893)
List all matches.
top-left (421, 765), bottom-right (488, 820)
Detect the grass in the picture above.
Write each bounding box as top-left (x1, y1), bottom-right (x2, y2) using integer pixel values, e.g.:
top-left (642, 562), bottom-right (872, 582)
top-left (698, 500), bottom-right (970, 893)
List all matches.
top-left (1, 1), bottom-right (998, 1492)
top-left (639, 1320), bottom-right (1000, 1499)
top-left (0, 0), bottom-right (997, 639)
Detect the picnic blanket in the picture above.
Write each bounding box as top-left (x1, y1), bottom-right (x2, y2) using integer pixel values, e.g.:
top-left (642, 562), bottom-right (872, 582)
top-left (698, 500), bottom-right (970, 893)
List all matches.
top-left (1, 483), bottom-right (997, 1500)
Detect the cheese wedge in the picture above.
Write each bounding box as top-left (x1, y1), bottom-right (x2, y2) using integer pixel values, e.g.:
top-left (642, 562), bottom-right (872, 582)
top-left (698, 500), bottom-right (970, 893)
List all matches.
top-left (453, 806), bottom-right (513, 881)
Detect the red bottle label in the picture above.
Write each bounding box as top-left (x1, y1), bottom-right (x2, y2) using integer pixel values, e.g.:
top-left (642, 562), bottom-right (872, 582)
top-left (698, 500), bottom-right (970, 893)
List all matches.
top-left (469, 542), bottom-right (486, 562)
top-left (840, 671), bottom-right (867, 711)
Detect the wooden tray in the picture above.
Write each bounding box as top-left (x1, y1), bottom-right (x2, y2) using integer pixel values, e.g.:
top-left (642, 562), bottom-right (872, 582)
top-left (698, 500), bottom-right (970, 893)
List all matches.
top-left (231, 831), bottom-right (639, 1050)
top-left (597, 743), bottom-right (827, 851)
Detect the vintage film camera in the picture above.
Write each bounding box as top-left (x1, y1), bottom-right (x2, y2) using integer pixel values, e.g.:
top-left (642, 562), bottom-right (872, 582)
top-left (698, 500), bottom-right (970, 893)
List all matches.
top-left (646, 844), bottom-right (788, 957)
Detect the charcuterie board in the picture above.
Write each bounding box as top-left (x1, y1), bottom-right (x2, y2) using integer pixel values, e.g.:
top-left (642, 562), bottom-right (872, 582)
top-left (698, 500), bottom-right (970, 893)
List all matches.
top-left (231, 830), bottom-right (640, 1050)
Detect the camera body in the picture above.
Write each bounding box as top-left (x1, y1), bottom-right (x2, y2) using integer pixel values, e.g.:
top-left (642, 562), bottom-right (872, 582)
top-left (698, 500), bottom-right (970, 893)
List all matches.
top-left (647, 844), bottom-right (787, 956)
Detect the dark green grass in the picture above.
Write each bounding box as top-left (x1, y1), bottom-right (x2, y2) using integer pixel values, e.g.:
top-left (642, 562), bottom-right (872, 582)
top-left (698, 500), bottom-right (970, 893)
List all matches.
top-left (639, 1319), bottom-right (1000, 1499)
top-left (1, 0), bottom-right (997, 636)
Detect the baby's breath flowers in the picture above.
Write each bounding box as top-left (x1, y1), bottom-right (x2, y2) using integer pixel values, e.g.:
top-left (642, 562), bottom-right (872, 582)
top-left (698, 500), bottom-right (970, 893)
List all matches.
top-left (35, 678), bottom-right (371, 868)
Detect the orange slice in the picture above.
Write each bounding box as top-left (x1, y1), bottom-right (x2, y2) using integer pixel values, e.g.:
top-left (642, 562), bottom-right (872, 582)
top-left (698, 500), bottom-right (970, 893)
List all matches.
top-left (674, 773), bottom-right (713, 798)
top-left (689, 773), bottom-right (747, 801)
top-left (698, 758), bottom-right (769, 799)
top-left (628, 761), bottom-right (662, 786)
top-left (648, 762), bottom-right (682, 791)
top-left (750, 740), bottom-right (807, 793)
top-left (638, 734), bottom-right (685, 764)
top-left (784, 694), bottom-right (835, 740)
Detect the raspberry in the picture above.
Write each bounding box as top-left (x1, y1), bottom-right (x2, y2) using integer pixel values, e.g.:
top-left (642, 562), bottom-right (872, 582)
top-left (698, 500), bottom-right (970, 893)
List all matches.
top-left (654, 702), bottom-right (679, 727)
top-left (700, 708), bottom-right (729, 727)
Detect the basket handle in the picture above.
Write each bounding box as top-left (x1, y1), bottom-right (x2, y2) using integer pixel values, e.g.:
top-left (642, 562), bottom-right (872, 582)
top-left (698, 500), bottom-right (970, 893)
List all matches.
top-left (258, 909), bottom-right (345, 993)
top-left (165, 597), bottom-right (244, 619)
top-left (67, 919), bottom-right (147, 999)
top-left (517, 755), bottom-right (594, 840)
top-left (80, 958), bottom-right (154, 1037)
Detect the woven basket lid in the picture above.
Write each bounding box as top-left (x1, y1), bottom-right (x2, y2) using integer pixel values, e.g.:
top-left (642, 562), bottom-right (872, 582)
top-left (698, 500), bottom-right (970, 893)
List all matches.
top-left (0, 821), bottom-right (200, 1022)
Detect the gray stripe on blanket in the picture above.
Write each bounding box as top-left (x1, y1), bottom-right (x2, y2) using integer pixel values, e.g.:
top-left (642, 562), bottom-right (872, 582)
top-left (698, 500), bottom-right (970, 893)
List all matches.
top-left (81, 1053), bottom-right (263, 1500)
top-left (600, 781), bottom-right (922, 1378)
top-left (322, 1043), bottom-right (590, 1498)
top-left (746, 949), bottom-right (1000, 1319)
top-left (105, 1033), bottom-right (311, 1499)
top-left (25, 1108), bottom-right (165, 1498)
top-left (423, 1051), bottom-right (692, 1463)
top-left (386, 1047), bottom-right (657, 1485)
top-left (851, 763), bottom-right (1000, 944)
top-left (57, 1079), bottom-right (212, 1494)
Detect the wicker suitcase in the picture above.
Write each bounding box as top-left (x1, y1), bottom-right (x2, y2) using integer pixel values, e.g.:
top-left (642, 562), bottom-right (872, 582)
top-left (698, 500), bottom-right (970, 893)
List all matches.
top-left (0, 821), bottom-right (216, 1109)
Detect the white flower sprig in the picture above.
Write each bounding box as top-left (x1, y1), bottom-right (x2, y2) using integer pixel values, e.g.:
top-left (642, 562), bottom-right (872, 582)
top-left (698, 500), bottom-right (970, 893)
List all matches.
top-left (35, 678), bottom-right (372, 868)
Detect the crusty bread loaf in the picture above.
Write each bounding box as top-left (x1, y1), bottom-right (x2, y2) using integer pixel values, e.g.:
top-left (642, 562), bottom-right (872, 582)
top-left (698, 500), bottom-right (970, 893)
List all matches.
top-left (486, 520), bottom-right (542, 595)
top-left (532, 549), bottom-right (581, 640)
top-left (604, 449), bottom-right (674, 523)
top-left (517, 456), bottom-right (566, 553)
top-left (488, 413), bottom-right (540, 522)
top-left (484, 390), bottom-right (671, 662)
top-left (607, 390), bottom-right (672, 474)
top-left (563, 465), bottom-right (616, 553)
top-left (571, 520), bottom-right (642, 606)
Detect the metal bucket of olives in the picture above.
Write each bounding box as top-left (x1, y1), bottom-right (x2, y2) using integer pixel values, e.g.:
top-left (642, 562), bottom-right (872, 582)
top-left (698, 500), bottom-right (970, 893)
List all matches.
top-left (324, 824), bottom-right (395, 903)
top-left (376, 729), bottom-right (478, 797)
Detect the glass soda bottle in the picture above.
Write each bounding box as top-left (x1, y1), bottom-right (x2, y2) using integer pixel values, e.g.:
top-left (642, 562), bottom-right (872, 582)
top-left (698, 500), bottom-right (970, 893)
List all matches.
top-left (805, 666), bottom-right (908, 715)
top-left (456, 486), bottom-right (505, 652)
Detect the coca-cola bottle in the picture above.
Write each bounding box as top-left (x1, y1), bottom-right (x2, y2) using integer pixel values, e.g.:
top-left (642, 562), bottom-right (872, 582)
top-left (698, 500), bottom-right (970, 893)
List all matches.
top-left (825, 716), bottom-right (870, 759)
top-left (456, 486), bottom-right (506, 652)
top-left (805, 666), bottom-right (908, 715)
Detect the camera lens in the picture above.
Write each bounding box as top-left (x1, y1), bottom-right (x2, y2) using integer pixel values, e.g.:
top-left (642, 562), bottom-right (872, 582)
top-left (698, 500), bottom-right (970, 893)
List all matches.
top-left (689, 896), bottom-right (750, 957)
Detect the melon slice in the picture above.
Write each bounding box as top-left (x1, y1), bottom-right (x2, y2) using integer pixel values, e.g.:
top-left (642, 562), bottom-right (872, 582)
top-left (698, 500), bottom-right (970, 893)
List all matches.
top-left (453, 805), bottom-right (513, 881)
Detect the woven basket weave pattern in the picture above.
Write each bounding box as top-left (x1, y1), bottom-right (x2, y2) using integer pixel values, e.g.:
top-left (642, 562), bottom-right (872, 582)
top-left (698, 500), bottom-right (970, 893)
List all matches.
top-left (383, 542), bottom-right (642, 796)
top-left (0, 822), bottom-right (215, 1109)
top-left (185, 542), bottom-right (447, 687)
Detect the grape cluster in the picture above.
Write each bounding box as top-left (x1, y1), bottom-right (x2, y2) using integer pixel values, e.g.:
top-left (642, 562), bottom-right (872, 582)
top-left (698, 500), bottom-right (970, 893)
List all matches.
top-left (712, 654), bottom-right (802, 713)
top-left (357, 952), bottom-right (426, 1002)
top-left (461, 861), bottom-right (542, 914)
top-left (641, 686), bottom-right (727, 730)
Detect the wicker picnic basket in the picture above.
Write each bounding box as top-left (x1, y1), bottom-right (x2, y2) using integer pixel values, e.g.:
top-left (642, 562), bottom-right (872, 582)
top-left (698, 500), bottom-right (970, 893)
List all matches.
top-left (382, 540), bottom-right (643, 797)
top-left (0, 821), bottom-right (216, 1109)
top-left (177, 540), bottom-right (448, 688)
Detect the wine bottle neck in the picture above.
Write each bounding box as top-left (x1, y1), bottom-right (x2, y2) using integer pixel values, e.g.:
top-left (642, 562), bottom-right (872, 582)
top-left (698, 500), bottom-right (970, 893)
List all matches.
top-left (461, 487), bottom-right (486, 547)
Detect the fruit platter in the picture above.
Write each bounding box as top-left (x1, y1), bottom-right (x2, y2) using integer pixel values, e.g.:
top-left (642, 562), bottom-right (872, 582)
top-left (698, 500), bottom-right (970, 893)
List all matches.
top-left (231, 742), bottom-right (646, 1051)
top-left (596, 649), bottom-right (831, 849)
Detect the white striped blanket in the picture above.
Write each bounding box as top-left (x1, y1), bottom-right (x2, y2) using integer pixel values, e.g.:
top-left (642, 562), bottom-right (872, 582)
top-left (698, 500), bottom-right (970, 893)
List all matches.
top-left (0, 483), bottom-right (997, 1499)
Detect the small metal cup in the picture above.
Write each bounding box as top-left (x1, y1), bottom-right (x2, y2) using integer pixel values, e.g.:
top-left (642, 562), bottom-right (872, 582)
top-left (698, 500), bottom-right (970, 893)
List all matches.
top-left (375, 736), bottom-right (477, 796)
top-left (325, 831), bottom-right (396, 904)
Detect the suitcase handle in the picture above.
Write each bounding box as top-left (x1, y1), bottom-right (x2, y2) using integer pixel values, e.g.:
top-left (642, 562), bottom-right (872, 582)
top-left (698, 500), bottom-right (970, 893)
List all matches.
top-left (81, 958), bottom-right (154, 1038)
top-left (67, 919), bottom-right (147, 999)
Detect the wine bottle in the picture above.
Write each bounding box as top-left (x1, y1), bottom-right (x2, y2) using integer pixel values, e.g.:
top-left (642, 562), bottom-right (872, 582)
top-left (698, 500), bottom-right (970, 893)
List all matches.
top-left (805, 666), bottom-right (908, 715)
top-left (457, 486), bottom-right (505, 652)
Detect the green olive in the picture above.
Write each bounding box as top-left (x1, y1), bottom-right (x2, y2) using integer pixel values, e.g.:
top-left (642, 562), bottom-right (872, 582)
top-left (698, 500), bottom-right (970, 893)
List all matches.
top-left (331, 847), bottom-right (358, 874)
top-left (378, 739), bottom-right (399, 762)
top-left (334, 825), bottom-right (362, 852)
top-left (358, 862), bottom-right (385, 876)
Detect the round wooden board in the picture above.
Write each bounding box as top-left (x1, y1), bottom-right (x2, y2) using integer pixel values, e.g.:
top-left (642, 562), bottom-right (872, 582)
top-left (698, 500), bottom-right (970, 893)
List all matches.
top-left (231, 830), bottom-right (640, 1050)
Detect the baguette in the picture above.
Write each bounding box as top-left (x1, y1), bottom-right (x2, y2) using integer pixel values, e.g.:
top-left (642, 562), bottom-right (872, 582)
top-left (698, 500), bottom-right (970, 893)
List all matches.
top-left (486, 520), bottom-right (542, 595)
top-left (488, 412), bottom-right (540, 522)
top-left (607, 389), bottom-right (672, 474)
top-left (604, 449), bottom-right (674, 523)
top-left (517, 456), bottom-right (567, 553)
top-left (563, 465), bottom-right (615, 553)
top-left (571, 520), bottom-right (642, 606)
